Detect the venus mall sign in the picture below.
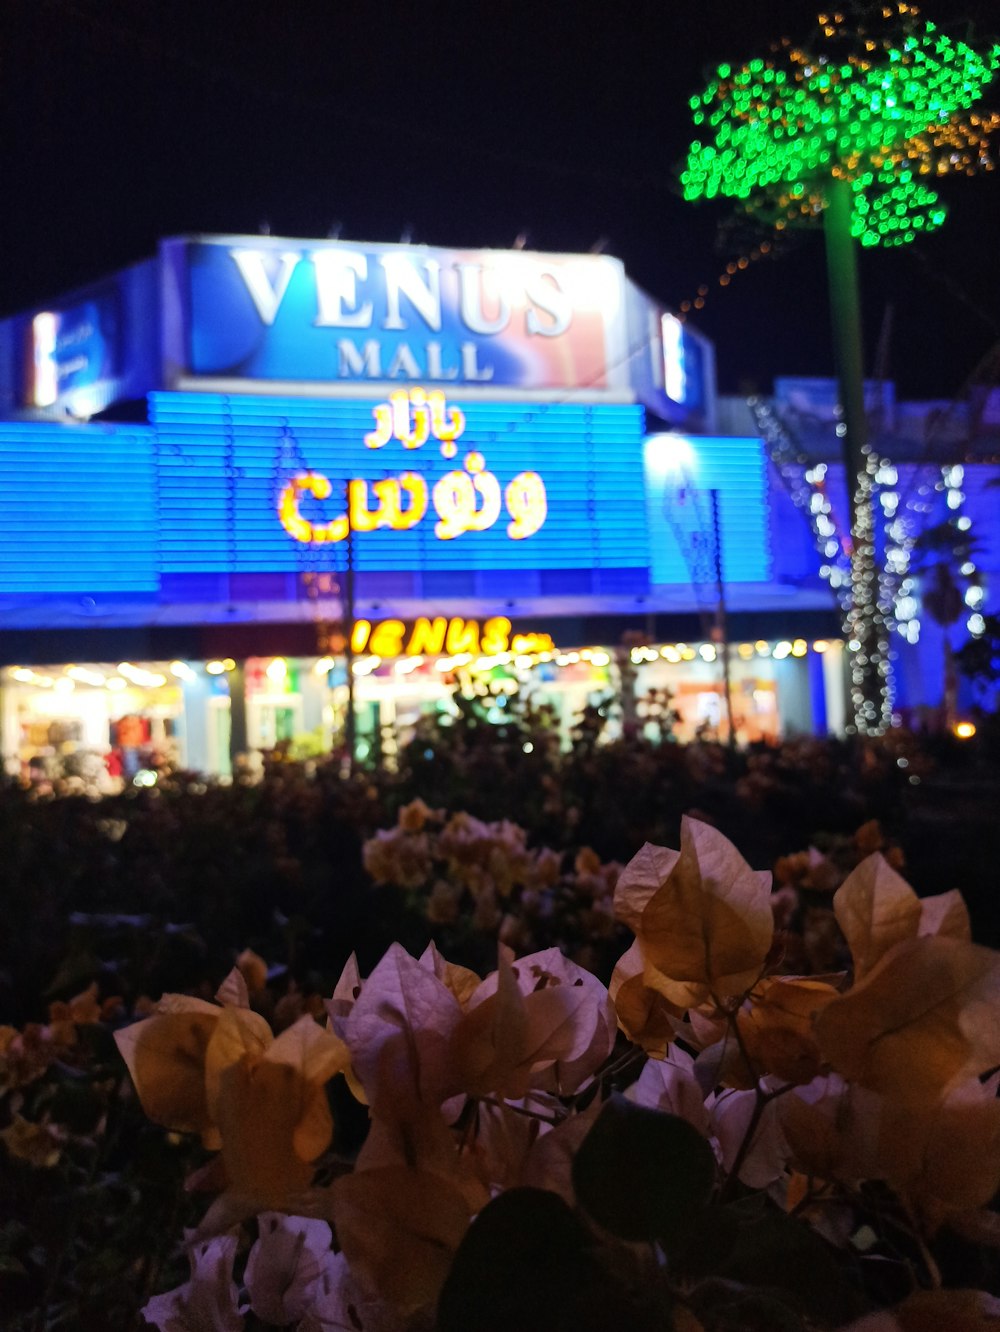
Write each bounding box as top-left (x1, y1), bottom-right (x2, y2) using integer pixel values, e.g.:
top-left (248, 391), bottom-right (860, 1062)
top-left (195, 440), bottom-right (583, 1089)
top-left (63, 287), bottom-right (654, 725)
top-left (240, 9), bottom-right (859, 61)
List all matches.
top-left (168, 236), bottom-right (637, 397)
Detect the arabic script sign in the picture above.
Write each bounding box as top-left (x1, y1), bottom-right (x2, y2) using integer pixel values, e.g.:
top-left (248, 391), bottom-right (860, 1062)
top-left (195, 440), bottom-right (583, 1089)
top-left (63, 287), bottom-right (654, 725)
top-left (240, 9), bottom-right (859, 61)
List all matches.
top-left (277, 389), bottom-right (547, 544)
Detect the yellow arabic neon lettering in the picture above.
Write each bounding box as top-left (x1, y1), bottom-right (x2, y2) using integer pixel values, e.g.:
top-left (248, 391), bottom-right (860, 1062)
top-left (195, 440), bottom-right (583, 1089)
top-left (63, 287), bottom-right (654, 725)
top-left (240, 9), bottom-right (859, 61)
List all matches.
top-left (427, 390), bottom-right (465, 443)
top-left (348, 478), bottom-right (384, 532)
top-left (463, 452), bottom-right (501, 531)
top-left (363, 403), bottom-right (393, 450)
top-left (280, 471), bottom-right (432, 544)
top-left (364, 388), bottom-right (466, 452)
top-left (505, 471), bottom-right (547, 540)
top-left (432, 453), bottom-right (503, 540)
top-left (391, 389), bottom-right (430, 450)
top-left (432, 471), bottom-right (475, 540)
top-left (396, 472), bottom-right (428, 530)
top-left (278, 472), bottom-right (348, 544)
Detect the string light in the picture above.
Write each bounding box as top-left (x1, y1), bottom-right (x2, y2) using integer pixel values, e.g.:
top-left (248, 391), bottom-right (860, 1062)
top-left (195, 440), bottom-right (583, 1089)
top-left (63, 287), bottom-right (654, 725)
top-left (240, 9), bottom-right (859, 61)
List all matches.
top-left (749, 394), bottom-right (976, 731)
top-left (682, 9), bottom-right (999, 247)
top-left (701, 13), bottom-right (1000, 733)
top-left (676, 240), bottom-right (776, 321)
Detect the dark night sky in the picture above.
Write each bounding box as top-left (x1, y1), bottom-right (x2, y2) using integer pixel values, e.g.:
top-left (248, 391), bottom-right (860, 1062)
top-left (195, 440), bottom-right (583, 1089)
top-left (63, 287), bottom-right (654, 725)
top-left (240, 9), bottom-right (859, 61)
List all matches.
top-left (1, 0), bottom-right (998, 400)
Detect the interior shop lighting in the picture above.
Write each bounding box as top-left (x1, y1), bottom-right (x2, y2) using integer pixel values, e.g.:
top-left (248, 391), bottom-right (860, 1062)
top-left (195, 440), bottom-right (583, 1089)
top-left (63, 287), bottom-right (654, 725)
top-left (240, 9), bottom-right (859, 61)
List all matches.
top-left (206, 661), bottom-right (226, 675)
top-left (66, 666), bottom-right (106, 687)
top-left (791, 640), bottom-right (808, 657)
top-left (169, 661), bottom-right (197, 682)
top-left (118, 663), bottom-right (167, 688)
top-left (53, 677), bottom-right (75, 693)
top-left (11, 668), bottom-right (54, 687)
top-left (812, 640), bottom-right (830, 653)
top-left (773, 642), bottom-right (793, 660)
top-left (699, 644), bottom-right (717, 662)
top-left (590, 651), bottom-right (611, 667)
top-left (661, 646), bottom-right (682, 663)
top-left (754, 641), bottom-right (771, 657)
top-left (679, 646), bottom-right (696, 661)
top-left (352, 656), bottom-right (381, 676)
top-left (106, 677), bottom-right (128, 692)
top-left (394, 658), bottom-right (422, 675)
top-left (313, 657), bottom-right (335, 675)
top-left (265, 657), bottom-right (288, 683)
top-left (222, 659), bottom-right (237, 672)
top-left (737, 644), bottom-right (755, 660)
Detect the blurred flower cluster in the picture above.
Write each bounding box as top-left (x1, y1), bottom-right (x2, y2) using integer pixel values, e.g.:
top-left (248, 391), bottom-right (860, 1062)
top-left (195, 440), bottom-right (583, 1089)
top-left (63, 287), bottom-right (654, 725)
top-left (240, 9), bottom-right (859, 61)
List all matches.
top-left (363, 800), bottom-right (624, 975)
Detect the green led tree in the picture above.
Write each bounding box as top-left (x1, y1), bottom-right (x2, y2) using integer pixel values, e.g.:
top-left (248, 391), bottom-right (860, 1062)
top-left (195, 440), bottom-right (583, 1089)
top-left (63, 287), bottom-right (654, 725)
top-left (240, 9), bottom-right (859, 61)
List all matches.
top-left (681, 3), bottom-right (999, 734)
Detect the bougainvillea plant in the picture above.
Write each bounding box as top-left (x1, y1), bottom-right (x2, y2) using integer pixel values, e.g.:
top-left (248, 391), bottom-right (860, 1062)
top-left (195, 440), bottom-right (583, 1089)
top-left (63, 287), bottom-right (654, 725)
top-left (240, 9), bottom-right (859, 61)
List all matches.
top-left (99, 815), bottom-right (1000, 1331)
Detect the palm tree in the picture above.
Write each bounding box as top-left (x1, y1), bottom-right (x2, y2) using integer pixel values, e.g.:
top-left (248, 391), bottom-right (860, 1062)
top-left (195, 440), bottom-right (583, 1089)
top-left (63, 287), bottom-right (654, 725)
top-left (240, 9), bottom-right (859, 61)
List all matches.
top-left (681, 4), bottom-right (999, 734)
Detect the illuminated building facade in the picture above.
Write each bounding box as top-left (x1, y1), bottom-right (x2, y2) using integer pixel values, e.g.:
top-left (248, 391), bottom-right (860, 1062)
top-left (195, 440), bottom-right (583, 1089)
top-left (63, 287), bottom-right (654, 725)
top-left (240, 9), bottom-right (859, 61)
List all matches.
top-left (0, 235), bottom-right (992, 778)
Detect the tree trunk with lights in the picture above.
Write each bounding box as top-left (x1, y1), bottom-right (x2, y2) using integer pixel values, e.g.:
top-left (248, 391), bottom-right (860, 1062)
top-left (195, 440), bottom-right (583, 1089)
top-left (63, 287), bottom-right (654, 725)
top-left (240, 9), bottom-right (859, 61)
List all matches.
top-left (822, 176), bottom-right (893, 735)
top-left (680, 11), bottom-right (999, 737)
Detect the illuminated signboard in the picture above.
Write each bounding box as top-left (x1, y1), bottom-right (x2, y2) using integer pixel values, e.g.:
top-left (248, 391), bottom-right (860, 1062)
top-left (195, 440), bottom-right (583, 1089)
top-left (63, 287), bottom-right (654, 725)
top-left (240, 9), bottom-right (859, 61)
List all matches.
top-left (150, 392), bottom-right (648, 582)
top-left (349, 615), bottom-right (554, 658)
top-left (0, 237), bottom-right (715, 428)
top-left (29, 296), bottom-right (121, 412)
top-left (1, 263), bottom-right (160, 419)
top-left (163, 235), bottom-right (636, 398)
top-left (276, 389), bottom-right (547, 545)
top-left (0, 406), bottom-right (784, 633)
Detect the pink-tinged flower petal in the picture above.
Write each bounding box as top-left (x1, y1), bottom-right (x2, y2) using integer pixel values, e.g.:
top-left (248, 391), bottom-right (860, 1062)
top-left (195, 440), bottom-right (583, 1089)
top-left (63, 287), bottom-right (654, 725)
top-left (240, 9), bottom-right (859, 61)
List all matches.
top-left (628, 1046), bottom-right (711, 1137)
top-left (337, 944), bottom-right (463, 1111)
top-left (297, 1250), bottom-right (407, 1331)
top-left (461, 947), bottom-right (615, 1094)
top-left (708, 1088), bottom-right (789, 1188)
top-left (142, 1231), bottom-right (244, 1332)
top-left (245, 1212), bottom-right (333, 1325)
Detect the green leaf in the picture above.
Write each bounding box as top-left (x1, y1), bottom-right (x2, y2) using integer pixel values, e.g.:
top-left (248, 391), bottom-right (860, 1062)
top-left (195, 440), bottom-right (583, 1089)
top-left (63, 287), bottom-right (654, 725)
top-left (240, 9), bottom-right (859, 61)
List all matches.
top-left (571, 1094), bottom-right (716, 1244)
top-left (436, 1187), bottom-right (590, 1332)
top-left (714, 1208), bottom-right (867, 1327)
top-left (438, 1185), bottom-right (670, 1331)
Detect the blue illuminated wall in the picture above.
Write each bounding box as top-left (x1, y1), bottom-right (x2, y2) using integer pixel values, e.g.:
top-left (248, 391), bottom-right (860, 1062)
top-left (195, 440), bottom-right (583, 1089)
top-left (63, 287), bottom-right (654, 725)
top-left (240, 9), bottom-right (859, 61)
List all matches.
top-left (0, 396), bottom-right (657, 623)
top-left (0, 420), bottom-right (156, 595)
top-left (0, 396), bottom-right (790, 631)
top-left (149, 393), bottom-right (650, 594)
top-left (643, 434), bottom-right (771, 586)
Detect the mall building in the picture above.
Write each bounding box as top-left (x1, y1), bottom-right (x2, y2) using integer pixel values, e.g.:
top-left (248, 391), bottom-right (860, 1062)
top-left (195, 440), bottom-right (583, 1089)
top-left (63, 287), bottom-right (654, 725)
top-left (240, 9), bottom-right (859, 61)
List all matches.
top-left (0, 234), bottom-right (995, 780)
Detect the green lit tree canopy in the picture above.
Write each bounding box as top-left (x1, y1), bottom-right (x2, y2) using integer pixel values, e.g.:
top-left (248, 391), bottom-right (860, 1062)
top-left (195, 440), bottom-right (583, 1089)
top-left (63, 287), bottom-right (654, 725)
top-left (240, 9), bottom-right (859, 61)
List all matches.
top-left (681, 4), bottom-right (1000, 246)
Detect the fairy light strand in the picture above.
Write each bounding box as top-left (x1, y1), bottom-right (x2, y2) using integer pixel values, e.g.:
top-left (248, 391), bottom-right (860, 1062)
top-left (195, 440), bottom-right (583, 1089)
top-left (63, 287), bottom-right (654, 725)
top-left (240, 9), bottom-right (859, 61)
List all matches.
top-left (681, 5), bottom-right (1000, 248)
